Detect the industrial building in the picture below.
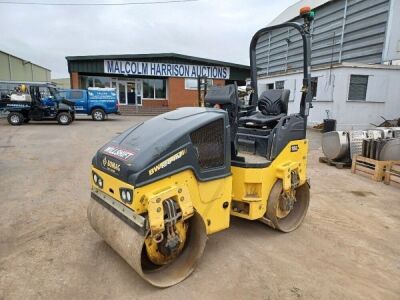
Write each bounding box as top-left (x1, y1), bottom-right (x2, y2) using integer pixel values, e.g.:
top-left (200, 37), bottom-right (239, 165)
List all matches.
top-left (66, 53), bottom-right (249, 114)
top-left (255, 0), bottom-right (400, 130)
top-left (51, 78), bottom-right (71, 89)
top-left (0, 50), bottom-right (51, 82)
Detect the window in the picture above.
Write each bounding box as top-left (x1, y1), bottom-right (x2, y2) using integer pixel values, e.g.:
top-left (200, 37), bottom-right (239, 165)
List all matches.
top-left (70, 91), bottom-right (83, 100)
top-left (275, 80), bottom-right (284, 89)
top-left (38, 86), bottom-right (51, 99)
top-left (185, 78), bottom-right (213, 90)
top-left (79, 76), bottom-right (110, 89)
top-left (93, 77), bottom-right (111, 88)
top-left (143, 79), bottom-right (154, 98)
top-left (311, 77), bottom-right (318, 99)
top-left (348, 75), bottom-right (368, 101)
top-left (266, 83), bottom-right (274, 90)
top-left (143, 79), bottom-right (167, 99)
top-left (190, 119), bottom-right (225, 169)
top-left (80, 76), bottom-right (90, 88)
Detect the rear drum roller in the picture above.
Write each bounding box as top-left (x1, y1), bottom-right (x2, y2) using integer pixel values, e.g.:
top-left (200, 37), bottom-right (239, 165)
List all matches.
top-left (264, 180), bottom-right (310, 232)
top-left (87, 198), bottom-right (207, 287)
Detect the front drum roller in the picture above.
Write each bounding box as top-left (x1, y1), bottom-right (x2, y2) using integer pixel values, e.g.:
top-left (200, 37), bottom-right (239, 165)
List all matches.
top-left (87, 198), bottom-right (207, 288)
top-left (264, 180), bottom-right (310, 232)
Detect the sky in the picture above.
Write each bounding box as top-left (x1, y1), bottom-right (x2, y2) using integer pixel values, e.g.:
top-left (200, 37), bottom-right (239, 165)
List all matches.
top-left (0, 0), bottom-right (298, 78)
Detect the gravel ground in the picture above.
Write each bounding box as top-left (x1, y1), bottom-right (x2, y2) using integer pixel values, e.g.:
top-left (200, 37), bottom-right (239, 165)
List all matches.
top-left (0, 115), bottom-right (399, 300)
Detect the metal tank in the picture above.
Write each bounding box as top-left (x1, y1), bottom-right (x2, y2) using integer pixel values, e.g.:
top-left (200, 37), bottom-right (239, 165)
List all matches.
top-left (322, 131), bottom-right (349, 161)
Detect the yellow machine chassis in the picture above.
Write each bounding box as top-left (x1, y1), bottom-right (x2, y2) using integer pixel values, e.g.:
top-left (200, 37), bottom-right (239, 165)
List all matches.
top-left (91, 139), bottom-right (308, 235)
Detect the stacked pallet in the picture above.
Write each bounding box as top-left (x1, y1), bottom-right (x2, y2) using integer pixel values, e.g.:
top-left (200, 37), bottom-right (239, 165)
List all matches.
top-left (351, 155), bottom-right (392, 182)
top-left (385, 163), bottom-right (400, 187)
top-left (351, 155), bottom-right (400, 187)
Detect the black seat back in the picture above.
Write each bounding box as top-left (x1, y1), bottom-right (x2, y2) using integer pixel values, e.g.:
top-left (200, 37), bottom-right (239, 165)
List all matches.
top-left (205, 84), bottom-right (238, 105)
top-left (205, 84), bottom-right (240, 157)
top-left (258, 89), bottom-right (290, 116)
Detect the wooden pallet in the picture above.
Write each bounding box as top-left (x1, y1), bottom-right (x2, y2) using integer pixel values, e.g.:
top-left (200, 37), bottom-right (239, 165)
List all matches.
top-left (384, 163), bottom-right (400, 187)
top-left (351, 155), bottom-right (393, 182)
top-left (319, 157), bottom-right (351, 169)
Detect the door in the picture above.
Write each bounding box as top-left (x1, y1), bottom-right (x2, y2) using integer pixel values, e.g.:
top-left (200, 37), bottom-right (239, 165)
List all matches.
top-left (127, 82), bottom-right (136, 105)
top-left (70, 90), bottom-right (87, 113)
top-left (117, 81), bottom-right (127, 105)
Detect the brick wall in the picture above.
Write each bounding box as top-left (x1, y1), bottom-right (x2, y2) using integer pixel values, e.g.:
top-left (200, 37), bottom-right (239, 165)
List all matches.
top-left (142, 99), bottom-right (168, 107)
top-left (167, 78), bottom-right (226, 109)
top-left (168, 77), bottom-right (198, 108)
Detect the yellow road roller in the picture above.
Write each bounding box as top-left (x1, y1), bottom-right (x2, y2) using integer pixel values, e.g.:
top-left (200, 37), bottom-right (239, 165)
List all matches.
top-left (88, 8), bottom-right (315, 287)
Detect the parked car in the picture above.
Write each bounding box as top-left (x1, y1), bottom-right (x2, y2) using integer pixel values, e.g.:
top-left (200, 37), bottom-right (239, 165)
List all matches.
top-left (0, 81), bottom-right (75, 126)
top-left (59, 88), bottom-right (119, 121)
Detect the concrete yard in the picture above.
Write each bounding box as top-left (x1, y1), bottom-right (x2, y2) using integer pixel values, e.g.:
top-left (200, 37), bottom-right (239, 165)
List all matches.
top-left (0, 116), bottom-right (399, 300)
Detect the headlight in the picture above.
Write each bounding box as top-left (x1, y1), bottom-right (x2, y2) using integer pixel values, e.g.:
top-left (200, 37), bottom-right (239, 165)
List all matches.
top-left (120, 188), bottom-right (133, 204)
top-left (92, 171), bottom-right (103, 189)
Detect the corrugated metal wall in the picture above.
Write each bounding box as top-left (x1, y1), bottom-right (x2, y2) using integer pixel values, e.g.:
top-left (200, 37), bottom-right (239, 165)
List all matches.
top-left (0, 51), bottom-right (51, 82)
top-left (256, 0), bottom-right (390, 76)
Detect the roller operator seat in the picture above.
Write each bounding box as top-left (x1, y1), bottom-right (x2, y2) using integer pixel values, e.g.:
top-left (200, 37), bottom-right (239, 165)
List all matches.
top-left (239, 89), bottom-right (290, 128)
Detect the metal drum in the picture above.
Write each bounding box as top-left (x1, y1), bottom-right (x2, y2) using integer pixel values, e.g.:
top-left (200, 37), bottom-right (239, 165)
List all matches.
top-left (322, 131), bottom-right (349, 161)
top-left (379, 139), bottom-right (400, 161)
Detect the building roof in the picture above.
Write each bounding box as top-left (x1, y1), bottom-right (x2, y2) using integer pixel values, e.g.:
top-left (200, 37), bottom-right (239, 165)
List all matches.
top-left (66, 52), bottom-right (249, 70)
top-left (0, 49), bottom-right (51, 71)
top-left (268, 0), bottom-right (333, 25)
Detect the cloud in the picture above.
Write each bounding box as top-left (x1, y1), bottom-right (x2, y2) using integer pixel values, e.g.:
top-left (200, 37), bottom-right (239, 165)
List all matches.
top-left (0, 0), bottom-right (298, 78)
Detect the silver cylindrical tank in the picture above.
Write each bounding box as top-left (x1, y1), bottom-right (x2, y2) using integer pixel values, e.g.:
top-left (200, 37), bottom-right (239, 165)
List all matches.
top-left (322, 131), bottom-right (349, 161)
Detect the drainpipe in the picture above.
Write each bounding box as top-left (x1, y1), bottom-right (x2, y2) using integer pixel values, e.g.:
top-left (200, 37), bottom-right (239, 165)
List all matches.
top-left (266, 33), bottom-right (271, 76)
top-left (285, 28), bottom-right (290, 72)
top-left (338, 0), bottom-right (348, 63)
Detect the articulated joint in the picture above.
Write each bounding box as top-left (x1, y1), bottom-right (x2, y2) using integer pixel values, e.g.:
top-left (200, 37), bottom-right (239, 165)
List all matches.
top-left (147, 185), bottom-right (194, 236)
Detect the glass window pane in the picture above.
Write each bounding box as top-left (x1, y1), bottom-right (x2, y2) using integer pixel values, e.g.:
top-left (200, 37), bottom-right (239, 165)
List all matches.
top-left (185, 78), bottom-right (213, 90)
top-left (70, 91), bottom-right (83, 99)
top-left (348, 75), bottom-right (368, 100)
top-left (79, 76), bottom-right (89, 88)
top-left (143, 79), bottom-right (154, 98)
top-left (118, 83), bottom-right (126, 104)
top-left (311, 77), bottom-right (318, 98)
top-left (275, 80), bottom-right (284, 89)
top-left (185, 79), bottom-right (197, 89)
top-left (39, 86), bottom-right (50, 99)
top-left (154, 79), bottom-right (166, 98)
top-left (93, 77), bottom-right (110, 88)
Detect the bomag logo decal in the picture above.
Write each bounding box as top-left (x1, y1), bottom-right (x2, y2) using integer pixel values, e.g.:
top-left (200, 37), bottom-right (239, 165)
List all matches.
top-left (148, 149), bottom-right (187, 176)
top-left (103, 156), bottom-right (121, 173)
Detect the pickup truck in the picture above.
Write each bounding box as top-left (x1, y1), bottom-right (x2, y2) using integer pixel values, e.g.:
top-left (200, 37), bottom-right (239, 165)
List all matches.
top-left (59, 88), bottom-right (119, 121)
